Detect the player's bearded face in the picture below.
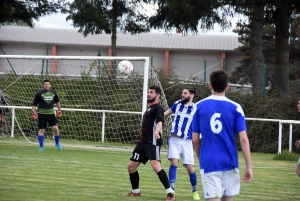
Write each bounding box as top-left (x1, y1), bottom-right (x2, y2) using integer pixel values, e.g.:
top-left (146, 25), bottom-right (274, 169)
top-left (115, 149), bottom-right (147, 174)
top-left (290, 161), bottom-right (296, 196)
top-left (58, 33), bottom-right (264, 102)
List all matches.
top-left (181, 96), bottom-right (190, 104)
top-left (147, 95), bottom-right (157, 103)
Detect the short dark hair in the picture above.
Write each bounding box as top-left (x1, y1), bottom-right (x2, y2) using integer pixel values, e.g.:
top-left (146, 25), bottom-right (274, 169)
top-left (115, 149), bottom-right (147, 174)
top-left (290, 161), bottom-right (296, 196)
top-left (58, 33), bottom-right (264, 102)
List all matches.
top-left (43, 79), bottom-right (51, 84)
top-left (210, 70), bottom-right (228, 93)
top-left (184, 86), bottom-right (196, 96)
top-left (149, 85), bottom-right (162, 95)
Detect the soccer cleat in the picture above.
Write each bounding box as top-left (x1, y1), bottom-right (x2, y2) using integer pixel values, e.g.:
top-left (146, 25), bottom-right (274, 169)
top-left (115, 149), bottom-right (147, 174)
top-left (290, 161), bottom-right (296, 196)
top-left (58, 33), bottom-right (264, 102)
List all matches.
top-left (192, 191), bottom-right (200, 200)
top-left (38, 147), bottom-right (44, 151)
top-left (166, 193), bottom-right (175, 201)
top-left (125, 192), bottom-right (141, 197)
top-left (56, 144), bottom-right (62, 150)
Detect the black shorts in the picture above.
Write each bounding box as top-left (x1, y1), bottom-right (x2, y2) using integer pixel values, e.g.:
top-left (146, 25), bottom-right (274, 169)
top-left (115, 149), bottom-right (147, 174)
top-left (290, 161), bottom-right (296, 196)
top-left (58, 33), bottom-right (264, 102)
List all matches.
top-left (130, 141), bottom-right (161, 164)
top-left (38, 114), bottom-right (57, 129)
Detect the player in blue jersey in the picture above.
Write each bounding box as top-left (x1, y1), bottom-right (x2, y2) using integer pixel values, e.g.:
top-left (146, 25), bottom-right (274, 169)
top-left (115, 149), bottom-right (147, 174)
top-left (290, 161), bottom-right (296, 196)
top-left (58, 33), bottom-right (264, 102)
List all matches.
top-left (32, 80), bottom-right (62, 151)
top-left (164, 87), bottom-right (200, 200)
top-left (192, 70), bottom-right (253, 201)
top-left (126, 85), bottom-right (175, 201)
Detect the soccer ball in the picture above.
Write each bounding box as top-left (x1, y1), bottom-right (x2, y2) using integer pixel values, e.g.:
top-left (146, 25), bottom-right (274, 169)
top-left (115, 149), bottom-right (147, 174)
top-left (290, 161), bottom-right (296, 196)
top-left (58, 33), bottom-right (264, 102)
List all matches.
top-left (117, 60), bottom-right (133, 75)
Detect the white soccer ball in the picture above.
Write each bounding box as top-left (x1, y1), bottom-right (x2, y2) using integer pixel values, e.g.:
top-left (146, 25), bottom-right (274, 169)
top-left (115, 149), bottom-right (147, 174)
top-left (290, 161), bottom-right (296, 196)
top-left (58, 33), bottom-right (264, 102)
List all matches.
top-left (117, 60), bottom-right (133, 75)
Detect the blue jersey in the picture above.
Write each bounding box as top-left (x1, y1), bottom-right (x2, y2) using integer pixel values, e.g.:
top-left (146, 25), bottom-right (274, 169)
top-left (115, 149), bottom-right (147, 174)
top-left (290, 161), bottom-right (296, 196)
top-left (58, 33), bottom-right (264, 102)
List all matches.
top-left (170, 100), bottom-right (197, 140)
top-left (192, 95), bottom-right (247, 173)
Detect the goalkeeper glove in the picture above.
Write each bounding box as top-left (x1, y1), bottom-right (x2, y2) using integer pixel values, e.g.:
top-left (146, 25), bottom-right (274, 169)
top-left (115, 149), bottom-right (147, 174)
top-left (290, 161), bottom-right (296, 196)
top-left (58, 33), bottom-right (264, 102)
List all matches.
top-left (56, 109), bottom-right (62, 118)
top-left (31, 111), bottom-right (38, 120)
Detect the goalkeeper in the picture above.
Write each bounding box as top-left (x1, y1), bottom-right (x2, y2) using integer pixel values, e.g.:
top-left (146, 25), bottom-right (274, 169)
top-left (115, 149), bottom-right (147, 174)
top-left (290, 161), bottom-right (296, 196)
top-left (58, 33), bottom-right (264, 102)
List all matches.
top-left (32, 79), bottom-right (62, 151)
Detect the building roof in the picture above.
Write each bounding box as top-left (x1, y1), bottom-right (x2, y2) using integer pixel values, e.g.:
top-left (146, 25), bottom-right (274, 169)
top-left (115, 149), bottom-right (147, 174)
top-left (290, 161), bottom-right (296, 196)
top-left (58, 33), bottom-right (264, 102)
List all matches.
top-left (0, 26), bottom-right (240, 51)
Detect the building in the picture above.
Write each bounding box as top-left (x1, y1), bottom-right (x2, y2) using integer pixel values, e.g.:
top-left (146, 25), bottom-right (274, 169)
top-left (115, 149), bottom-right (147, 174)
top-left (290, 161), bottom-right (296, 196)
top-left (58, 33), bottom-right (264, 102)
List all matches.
top-left (0, 26), bottom-right (243, 80)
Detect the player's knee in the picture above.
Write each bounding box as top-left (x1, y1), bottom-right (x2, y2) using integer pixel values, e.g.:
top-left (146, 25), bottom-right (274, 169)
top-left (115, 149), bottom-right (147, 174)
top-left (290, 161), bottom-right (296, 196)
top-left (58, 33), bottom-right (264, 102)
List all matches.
top-left (151, 163), bottom-right (161, 173)
top-left (52, 127), bottom-right (59, 135)
top-left (127, 161), bottom-right (137, 173)
top-left (185, 164), bottom-right (195, 174)
top-left (296, 167), bottom-right (300, 175)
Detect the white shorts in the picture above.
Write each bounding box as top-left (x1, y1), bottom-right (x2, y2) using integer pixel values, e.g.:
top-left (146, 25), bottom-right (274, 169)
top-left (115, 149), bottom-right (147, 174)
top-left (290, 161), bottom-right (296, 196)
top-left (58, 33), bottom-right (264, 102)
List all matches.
top-left (168, 137), bottom-right (194, 165)
top-left (298, 158), bottom-right (300, 164)
top-left (200, 168), bottom-right (240, 199)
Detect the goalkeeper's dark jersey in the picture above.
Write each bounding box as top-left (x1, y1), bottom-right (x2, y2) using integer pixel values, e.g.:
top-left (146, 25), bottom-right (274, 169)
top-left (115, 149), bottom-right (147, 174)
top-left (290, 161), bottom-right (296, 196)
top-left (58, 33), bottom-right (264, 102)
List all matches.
top-left (139, 103), bottom-right (164, 146)
top-left (32, 90), bottom-right (59, 115)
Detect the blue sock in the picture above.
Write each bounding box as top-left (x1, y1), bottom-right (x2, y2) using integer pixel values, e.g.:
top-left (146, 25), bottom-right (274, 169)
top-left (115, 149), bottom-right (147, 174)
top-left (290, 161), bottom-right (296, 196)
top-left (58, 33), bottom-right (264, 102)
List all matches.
top-left (55, 135), bottom-right (60, 145)
top-left (169, 165), bottom-right (177, 190)
top-left (189, 172), bottom-right (197, 192)
top-left (38, 135), bottom-right (44, 148)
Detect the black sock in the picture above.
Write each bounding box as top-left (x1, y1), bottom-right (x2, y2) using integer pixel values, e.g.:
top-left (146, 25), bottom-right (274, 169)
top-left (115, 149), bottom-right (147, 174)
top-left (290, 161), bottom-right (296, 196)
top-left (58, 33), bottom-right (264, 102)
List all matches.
top-left (129, 171), bottom-right (139, 190)
top-left (157, 169), bottom-right (170, 189)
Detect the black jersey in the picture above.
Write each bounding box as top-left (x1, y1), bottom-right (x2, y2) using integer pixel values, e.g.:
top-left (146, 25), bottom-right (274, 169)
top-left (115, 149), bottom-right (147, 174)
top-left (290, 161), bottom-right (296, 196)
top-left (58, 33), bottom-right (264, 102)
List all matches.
top-left (0, 95), bottom-right (6, 115)
top-left (139, 103), bottom-right (164, 146)
top-left (32, 90), bottom-right (59, 114)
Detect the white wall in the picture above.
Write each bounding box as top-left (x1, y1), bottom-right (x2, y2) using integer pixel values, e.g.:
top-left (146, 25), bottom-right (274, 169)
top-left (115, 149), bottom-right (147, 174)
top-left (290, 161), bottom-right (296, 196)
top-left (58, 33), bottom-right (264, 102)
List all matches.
top-left (0, 42), bottom-right (244, 79)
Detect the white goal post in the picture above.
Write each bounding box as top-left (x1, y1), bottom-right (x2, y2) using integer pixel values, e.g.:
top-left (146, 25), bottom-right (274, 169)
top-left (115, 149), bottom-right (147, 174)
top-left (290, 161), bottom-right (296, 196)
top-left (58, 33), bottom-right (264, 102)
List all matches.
top-left (0, 55), bottom-right (170, 149)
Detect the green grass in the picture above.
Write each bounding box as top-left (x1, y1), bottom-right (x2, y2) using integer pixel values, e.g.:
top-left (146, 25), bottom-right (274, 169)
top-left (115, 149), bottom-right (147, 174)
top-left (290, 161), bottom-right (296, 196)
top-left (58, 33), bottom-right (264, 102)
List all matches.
top-left (0, 142), bottom-right (299, 201)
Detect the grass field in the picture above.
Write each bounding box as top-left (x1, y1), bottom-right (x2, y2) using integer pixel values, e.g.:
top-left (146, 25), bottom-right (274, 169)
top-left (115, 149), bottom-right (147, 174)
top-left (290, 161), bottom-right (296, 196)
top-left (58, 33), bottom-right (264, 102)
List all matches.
top-left (0, 141), bottom-right (299, 201)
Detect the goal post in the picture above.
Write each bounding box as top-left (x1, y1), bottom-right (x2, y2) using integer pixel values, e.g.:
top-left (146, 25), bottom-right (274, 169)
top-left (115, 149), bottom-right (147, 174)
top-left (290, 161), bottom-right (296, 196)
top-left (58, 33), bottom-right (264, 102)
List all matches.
top-left (0, 55), bottom-right (170, 149)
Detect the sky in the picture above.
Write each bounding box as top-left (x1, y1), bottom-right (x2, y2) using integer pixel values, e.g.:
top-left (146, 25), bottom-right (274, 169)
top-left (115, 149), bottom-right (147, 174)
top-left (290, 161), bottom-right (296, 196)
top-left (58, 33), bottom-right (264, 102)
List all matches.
top-left (33, 11), bottom-right (239, 36)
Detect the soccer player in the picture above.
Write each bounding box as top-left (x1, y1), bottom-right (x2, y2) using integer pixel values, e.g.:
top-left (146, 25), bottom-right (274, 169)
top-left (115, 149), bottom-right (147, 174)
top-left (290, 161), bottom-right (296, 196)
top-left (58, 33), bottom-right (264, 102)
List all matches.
top-left (164, 87), bottom-right (200, 200)
top-left (295, 139), bottom-right (300, 177)
top-left (192, 70), bottom-right (253, 201)
top-left (296, 100), bottom-right (300, 177)
top-left (0, 88), bottom-right (7, 138)
top-left (126, 85), bottom-right (175, 201)
top-left (32, 79), bottom-right (62, 151)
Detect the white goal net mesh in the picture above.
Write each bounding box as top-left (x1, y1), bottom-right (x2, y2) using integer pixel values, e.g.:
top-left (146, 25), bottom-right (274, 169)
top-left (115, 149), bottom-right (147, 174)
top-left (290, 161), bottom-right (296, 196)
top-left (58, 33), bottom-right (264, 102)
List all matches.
top-left (0, 56), bottom-right (171, 149)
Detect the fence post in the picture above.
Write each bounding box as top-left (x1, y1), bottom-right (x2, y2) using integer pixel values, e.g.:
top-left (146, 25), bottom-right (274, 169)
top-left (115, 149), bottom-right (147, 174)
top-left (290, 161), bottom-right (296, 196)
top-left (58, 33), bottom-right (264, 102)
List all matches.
top-left (289, 124), bottom-right (293, 152)
top-left (150, 55), bottom-right (153, 67)
top-left (11, 107), bottom-right (15, 138)
top-left (204, 60), bottom-right (206, 83)
top-left (223, 58), bottom-right (226, 71)
top-left (278, 121), bottom-right (282, 155)
top-left (101, 112), bottom-right (105, 143)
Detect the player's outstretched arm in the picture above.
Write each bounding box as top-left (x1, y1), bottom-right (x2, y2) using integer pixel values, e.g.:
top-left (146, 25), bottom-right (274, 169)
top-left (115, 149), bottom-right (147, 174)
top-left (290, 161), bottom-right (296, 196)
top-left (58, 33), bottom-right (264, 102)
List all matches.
top-left (239, 131), bottom-right (253, 183)
top-left (164, 109), bottom-right (173, 117)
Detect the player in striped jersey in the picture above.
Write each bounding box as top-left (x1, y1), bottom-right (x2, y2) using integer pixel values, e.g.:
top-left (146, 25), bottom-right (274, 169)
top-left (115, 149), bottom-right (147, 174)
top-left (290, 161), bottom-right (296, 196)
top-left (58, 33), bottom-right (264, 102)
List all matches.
top-left (164, 87), bottom-right (200, 200)
top-left (192, 70), bottom-right (252, 201)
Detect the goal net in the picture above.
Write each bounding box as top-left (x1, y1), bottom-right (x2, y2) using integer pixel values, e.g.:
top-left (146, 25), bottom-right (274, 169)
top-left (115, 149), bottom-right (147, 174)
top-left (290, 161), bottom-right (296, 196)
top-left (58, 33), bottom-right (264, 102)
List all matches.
top-left (0, 55), bottom-right (171, 149)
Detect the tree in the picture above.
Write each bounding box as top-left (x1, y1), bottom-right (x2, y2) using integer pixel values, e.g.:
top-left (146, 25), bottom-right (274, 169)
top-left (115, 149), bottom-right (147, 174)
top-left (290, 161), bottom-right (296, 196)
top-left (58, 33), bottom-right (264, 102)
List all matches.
top-left (0, 0), bottom-right (59, 27)
top-left (149, 0), bottom-right (232, 34)
top-left (273, 0), bottom-right (291, 93)
top-left (61, 0), bottom-right (151, 56)
top-left (229, 1), bottom-right (266, 93)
